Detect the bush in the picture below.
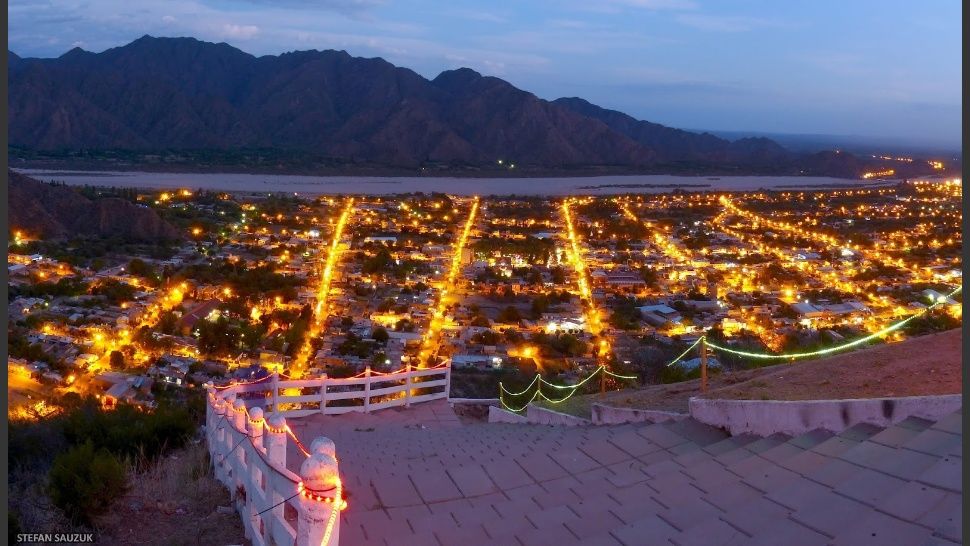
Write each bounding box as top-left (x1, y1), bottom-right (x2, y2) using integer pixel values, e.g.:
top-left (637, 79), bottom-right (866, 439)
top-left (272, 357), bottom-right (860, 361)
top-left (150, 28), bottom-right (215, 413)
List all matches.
top-left (48, 441), bottom-right (126, 524)
top-left (109, 350), bottom-right (125, 370)
top-left (62, 399), bottom-right (196, 462)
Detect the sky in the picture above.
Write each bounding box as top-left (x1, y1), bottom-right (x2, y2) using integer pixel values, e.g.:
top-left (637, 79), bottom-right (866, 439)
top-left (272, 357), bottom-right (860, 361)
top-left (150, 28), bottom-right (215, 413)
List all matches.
top-left (8, 0), bottom-right (962, 149)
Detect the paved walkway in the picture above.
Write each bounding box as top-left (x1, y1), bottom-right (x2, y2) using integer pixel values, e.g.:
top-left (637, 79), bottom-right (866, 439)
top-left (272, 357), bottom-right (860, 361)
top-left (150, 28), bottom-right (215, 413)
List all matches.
top-left (286, 401), bottom-right (962, 546)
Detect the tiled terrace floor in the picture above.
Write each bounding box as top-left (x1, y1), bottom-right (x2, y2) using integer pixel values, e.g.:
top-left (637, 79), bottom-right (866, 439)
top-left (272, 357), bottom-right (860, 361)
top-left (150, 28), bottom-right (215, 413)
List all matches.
top-left (286, 401), bottom-right (962, 546)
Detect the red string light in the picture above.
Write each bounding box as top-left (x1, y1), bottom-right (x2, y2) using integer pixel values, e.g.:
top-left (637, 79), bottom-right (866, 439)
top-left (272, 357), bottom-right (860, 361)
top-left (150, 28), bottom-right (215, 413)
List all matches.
top-left (286, 426), bottom-right (312, 458)
top-left (298, 481), bottom-right (347, 509)
top-left (213, 374), bottom-right (272, 390)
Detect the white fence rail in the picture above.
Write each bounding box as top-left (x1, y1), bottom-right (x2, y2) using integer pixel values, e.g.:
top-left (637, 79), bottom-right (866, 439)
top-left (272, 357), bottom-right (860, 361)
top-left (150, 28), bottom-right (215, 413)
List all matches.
top-left (204, 363), bottom-right (451, 545)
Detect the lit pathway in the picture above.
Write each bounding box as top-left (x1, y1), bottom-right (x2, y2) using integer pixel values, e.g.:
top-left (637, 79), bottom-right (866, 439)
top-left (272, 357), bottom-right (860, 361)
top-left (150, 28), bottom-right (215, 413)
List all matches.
top-left (719, 195), bottom-right (934, 285)
top-left (419, 196), bottom-right (479, 367)
top-left (561, 199), bottom-right (609, 358)
top-left (619, 200), bottom-right (695, 265)
top-left (292, 198), bottom-right (355, 375)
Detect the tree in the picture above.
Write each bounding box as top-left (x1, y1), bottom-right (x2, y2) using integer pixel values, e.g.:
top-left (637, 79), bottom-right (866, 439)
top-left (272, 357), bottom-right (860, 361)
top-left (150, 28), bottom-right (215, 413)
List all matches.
top-left (48, 441), bottom-right (126, 525)
top-left (109, 350), bottom-right (125, 370)
top-left (127, 258), bottom-right (158, 284)
top-left (470, 315), bottom-right (491, 327)
top-left (372, 326), bottom-right (390, 344)
top-left (498, 306), bottom-right (522, 323)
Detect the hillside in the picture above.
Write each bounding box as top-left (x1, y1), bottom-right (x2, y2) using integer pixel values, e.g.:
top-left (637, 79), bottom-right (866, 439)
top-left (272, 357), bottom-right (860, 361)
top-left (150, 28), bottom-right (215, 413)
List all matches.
top-left (7, 170), bottom-right (180, 240)
top-left (7, 36), bottom-right (910, 176)
top-left (536, 329), bottom-right (962, 417)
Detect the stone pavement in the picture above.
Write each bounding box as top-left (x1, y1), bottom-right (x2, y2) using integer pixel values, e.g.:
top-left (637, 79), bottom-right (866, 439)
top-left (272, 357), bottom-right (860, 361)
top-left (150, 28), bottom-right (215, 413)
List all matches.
top-left (286, 401), bottom-right (962, 546)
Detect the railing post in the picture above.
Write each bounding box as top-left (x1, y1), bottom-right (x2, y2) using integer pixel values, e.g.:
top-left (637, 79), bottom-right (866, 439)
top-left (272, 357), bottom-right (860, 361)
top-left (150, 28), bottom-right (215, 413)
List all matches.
top-left (232, 398), bottom-right (248, 501)
top-left (245, 406), bottom-right (264, 542)
top-left (320, 373), bottom-right (328, 414)
top-left (265, 414), bottom-right (288, 467)
top-left (296, 439), bottom-right (341, 546)
top-left (212, 392), bottom-right (229, 484)
top-left (217, 393), bottom-right (237, 482)
top-left (700, 338), bottom-right (708, 394)
top-left (271, 372), bottom-right (279, 414)
top-left (248, 406), bottom-right (265, 452)
top-left (444, 363), bottom-right (452, 400)
top-left (232, 398), bottom-right (248, 434)
top-left (364, 366), bottom-right (372, 413)
top-left (404, 364), bottom-right (412, 408)
top-left (310, 437), bottom-right (337, 459)
top-left (264, 414), bottom-right (288, 545)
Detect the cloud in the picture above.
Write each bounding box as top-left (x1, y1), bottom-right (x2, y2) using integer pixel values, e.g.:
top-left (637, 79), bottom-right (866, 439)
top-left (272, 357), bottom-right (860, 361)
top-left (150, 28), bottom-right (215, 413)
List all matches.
top-left (220, 23), bottom-right (260, 40)
top-left (448, 9), bottom-right (506, 24)
top-left (575, 0), bottom-right (696, 14)
top-left (212, 0), bottom-right (386, 17)
top-left (675, 14), bottom-right (779, 32)
top-left (162, 15), bottom-right (177, 24)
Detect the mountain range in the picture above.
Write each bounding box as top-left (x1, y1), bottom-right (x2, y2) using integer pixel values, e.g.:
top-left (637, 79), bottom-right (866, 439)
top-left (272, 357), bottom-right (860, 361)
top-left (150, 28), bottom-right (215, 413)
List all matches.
top-left (7, 36), bottom-right (924, 177)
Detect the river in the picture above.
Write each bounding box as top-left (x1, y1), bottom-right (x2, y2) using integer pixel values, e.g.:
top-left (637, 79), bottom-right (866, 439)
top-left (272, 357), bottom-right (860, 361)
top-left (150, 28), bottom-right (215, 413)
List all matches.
top-left (15, 169), bottom-right (893, 196)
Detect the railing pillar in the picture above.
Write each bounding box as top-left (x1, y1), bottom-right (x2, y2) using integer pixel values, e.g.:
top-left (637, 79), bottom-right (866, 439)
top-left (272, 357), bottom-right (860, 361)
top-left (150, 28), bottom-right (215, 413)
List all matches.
top-left (232, 398), bottom-right (248, 500)
top-left (211, 392), bottom-right (229, 483)
top-left (265, 414), bottom-right (288, 467)
top-left (232, 398), bottom-right (248, 434)
top-left (310, 437), bottom-right (337, 459)
top-left (405, 364), bottom-right (412, 408)
top-left (319, 373), bottom-right (328, 414)
top-left (271, 373), bottom-right (280, 414)
top-left (247, 406), bottom-right (265, 452)
top-left (245, 407), bottom-right (263, 542)
top-left (296, 439), bottom-right (341, 546)
top-left (264, 414), bottom-right (288, 545)
top-left (444, 364), bottom-right (452, 400)
top-left (364, 366), bottom-right (372, 413)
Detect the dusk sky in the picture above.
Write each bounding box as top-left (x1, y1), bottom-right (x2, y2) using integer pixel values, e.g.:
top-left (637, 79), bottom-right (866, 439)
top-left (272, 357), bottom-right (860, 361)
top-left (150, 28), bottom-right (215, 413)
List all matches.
top-left (9, 0), bottom-right (962, 149)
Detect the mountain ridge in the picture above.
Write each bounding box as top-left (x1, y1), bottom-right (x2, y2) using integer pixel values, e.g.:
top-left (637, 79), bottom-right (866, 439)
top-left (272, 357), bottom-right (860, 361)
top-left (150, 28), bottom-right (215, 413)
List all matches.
top-left (9, 35), bottom-right (921, 177)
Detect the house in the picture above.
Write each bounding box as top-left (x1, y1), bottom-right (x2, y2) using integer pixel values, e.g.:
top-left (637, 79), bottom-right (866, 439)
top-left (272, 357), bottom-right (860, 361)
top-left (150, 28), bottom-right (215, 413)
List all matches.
top-left (790, 302), bottom-right (825, 319)
top-left (921, 289), bottom-right (958, 306)
top-left (451, 354), bottom-right (502, 370)
top-left (179, 299), bottom-right (222, 335)
top-left (677, 357), bottom-right (721, 371)
top-left (681, 299), bottom-right (723, 312)
top-left (638, 304), bottom-right (682, 327)
top-left (606, 270), bottom-right (646, 289)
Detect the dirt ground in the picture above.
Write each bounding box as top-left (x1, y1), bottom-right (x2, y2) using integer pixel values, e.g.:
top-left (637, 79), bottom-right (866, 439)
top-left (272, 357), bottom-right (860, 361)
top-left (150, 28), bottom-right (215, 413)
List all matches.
top-left (95, 441), bottom-right (249, 546)
top-left (537, 328), bottom-right (963, 417)
top-left (703, 328), bottom-right (962, 401)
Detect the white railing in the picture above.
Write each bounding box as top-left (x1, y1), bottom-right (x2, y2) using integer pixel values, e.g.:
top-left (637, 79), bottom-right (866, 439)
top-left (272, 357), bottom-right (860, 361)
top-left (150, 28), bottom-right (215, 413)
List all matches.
top-left (204, 363), bottom-right (451, 546)
top-left (234, 363), bottom-right (452, 418)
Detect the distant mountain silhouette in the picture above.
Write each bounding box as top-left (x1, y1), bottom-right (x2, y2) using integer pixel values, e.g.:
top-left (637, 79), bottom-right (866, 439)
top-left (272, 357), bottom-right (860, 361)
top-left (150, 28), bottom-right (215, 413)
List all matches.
top-left (7, 170), bottom-right (180, 240)
top-left (7, 35), bottom-right (890, 176)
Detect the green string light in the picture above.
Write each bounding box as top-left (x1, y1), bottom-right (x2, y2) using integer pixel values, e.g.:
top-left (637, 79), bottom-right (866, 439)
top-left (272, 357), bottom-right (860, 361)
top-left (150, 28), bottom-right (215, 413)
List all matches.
top-left (499, 286), bottom-right (961, 411)
top-left (706, 286), bottom-right (961, 360)
top-left (666, 337), bottom-right (704, 367)
top-left (499, 359), bottom-right (655, 412)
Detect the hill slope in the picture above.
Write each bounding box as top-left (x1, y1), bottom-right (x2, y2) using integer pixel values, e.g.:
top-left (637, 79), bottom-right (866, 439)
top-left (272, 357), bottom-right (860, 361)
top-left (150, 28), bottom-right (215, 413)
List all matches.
top-left (7, 170), bottom-right (180, 240)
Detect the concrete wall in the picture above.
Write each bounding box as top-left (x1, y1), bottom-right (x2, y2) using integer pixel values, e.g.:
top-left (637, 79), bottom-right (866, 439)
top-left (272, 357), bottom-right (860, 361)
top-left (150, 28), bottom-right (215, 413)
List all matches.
top-left (525, 405), bottom-right (591, 426)
top-left (689, 394), bottom-right (963, 436)
top-left (451, 398), bottom-right (500, 421)
top-left (591, 403), bottom-right (687, 425)
top-left (488, 405), bottom-right (529, 423)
